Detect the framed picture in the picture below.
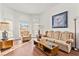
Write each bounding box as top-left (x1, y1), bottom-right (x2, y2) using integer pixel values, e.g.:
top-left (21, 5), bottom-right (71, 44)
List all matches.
top-left (52, 11), bottom-right (68, 28)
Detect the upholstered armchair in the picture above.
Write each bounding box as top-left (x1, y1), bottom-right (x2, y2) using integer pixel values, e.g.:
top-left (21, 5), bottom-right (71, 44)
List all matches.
top-left (20, 30), bottom-right (31, 42)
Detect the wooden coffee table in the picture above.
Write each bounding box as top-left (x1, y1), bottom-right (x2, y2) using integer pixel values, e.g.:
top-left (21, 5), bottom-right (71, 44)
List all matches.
top-left (34, 40), bottom-right (59, 56)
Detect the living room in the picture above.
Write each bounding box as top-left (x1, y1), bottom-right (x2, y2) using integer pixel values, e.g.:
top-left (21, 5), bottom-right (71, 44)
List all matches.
top-left (0, 3), bottom-right (79, 56)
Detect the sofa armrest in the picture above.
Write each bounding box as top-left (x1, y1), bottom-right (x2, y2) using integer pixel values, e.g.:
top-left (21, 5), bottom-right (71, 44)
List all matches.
top-left (66, 39), bottom-right (74, 43)
top-left (26, 34), bottom-right (31, 37)
top-left (66, 41), bottom-right (71, 44)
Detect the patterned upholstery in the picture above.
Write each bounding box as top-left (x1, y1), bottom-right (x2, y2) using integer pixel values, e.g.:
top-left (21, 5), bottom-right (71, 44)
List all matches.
top-left (41, 31), bottom-right (74, 53)
top-left (61, 31), bottom-right (70, 41)
top-left (47, 31), bottom-right (53, 38)
top-left (20, 30), bottom-right (31, 42)
top-left (53, 31), bottom-right (61, 40)
top-left (69, 32), bottom-right (74, 39)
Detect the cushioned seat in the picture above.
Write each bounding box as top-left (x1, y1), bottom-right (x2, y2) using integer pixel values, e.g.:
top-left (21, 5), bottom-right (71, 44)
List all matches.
top-left (55, 40), bottom-right (69, 46)
top-left (41, 31), bottom-right (74, 53)
top-left (20, 30), bottom-right (31, 42)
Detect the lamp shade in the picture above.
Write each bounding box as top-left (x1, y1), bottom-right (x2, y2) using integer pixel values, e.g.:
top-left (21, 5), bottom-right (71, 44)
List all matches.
top-left (0, 22), bottom-right (9, 31)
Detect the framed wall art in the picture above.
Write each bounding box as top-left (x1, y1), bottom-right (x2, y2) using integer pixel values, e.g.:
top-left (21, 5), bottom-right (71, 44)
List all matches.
top-left (52, 11), bottom-right (68, 28)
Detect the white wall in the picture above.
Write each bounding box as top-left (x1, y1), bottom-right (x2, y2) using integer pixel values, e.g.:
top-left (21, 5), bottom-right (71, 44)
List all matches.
top-left (0, 4), bottom-right (31, 39)
top-left (0, 4), bottom-right (2, 20)
top-left (0, 4), bottom-right (41, 39)
top-left (29, 15), bottom-right (40, 37)
top-left (40, 4), bottom-right (79, 49)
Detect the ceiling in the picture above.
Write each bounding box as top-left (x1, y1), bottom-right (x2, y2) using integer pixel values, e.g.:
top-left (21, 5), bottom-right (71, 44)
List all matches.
top-left (3, 3), bottom-right (58, 14)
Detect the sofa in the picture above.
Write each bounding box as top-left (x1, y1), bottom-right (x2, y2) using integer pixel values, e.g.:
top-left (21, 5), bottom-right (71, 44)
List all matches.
top-left (40, 31), bottom-right (74, 53)
top-left (20, 30), bottom-right (31, 42)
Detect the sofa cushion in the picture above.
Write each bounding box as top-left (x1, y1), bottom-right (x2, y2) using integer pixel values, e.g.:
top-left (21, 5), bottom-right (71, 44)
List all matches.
top-left (47, 31), bottom-right (53, 38)
top-left (55, 40), bottom-right (69, 46)
top-left (53, 31), bottom-right (61, 40)
top-left (48, 38), bottom-right (55, 42)
top-left (60, 32), bottom-right (70, 41)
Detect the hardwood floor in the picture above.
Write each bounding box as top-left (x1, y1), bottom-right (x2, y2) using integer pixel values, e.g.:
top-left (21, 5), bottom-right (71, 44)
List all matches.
top-left (4, 39), bottom-right (79, 56)
top-left (1, 39), bottom-right (22, 52)
top-left (5, 40), bottom-right (46, 56)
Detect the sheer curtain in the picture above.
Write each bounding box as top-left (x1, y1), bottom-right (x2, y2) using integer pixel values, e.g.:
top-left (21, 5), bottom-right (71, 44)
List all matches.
top-left (19, 21), bottom-right (28, 37)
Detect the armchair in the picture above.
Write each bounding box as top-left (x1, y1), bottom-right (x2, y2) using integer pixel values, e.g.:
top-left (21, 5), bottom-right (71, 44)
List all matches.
top-left (20, 30), bottom-right (31, 42)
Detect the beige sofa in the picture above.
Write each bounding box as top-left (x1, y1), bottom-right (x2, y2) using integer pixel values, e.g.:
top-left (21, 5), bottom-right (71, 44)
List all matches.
top-left (20, 30), bottom-right (31, 42)
top-left (41, 31), bottom-right (74, 53)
